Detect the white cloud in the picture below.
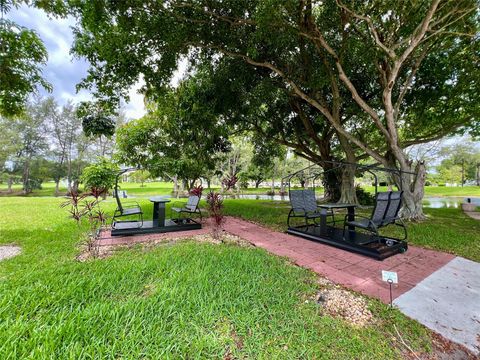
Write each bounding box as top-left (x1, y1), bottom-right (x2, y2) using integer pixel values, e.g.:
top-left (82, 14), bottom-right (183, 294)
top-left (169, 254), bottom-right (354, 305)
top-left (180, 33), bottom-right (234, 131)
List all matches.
top-left (8, 4), bottom-right (146, 119)
top-left (171, 57), bottom-right (189, 87)
top-left (124, 79), bottom-right (146, 120)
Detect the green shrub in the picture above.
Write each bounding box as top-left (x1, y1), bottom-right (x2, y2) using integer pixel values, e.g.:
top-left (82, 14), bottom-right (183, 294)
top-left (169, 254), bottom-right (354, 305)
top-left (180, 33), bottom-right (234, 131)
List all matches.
top-left (81, 158), bottom-right (119, 193)
top-left (356, 185), bottom-right (375, 205)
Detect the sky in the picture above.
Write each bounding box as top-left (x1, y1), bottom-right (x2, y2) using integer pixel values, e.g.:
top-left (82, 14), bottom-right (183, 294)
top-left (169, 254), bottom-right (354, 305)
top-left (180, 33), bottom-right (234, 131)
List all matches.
top-left (8, 5), bottom-right (147, 120)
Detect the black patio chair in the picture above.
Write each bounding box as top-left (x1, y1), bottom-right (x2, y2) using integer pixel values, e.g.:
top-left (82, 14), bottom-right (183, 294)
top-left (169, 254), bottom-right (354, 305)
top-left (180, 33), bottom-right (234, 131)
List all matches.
top-left (171, 195), bottom-right (203, 222)
top-left (287, 189), bottom-right (335, 227)
top-left (111, 176), bottom-right (143, 229)
top-left (342, 191), bottom-right (407, 242)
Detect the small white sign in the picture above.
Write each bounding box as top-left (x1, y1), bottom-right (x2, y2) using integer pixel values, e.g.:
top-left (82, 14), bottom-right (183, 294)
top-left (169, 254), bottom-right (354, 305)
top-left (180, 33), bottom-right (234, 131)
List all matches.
top-left (382, 270), bottom-right (398, 284)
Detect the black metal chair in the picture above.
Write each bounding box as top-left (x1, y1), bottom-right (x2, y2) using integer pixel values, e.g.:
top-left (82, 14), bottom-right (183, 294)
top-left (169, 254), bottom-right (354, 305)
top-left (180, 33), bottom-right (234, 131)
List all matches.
top-left (287, 189), bottom-right (335, 227)
top-left (171, 195), bottom-right (203, 222)
top-left (342, 191), bottom-right (407, 242)
top-left (111, 173), bottom-right (143, 229)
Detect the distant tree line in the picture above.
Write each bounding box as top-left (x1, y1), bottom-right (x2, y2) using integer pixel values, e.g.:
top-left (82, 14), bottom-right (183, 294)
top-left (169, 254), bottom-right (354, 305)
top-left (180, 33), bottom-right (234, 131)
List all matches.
top-left (0, 97), bottom-right (120, 195)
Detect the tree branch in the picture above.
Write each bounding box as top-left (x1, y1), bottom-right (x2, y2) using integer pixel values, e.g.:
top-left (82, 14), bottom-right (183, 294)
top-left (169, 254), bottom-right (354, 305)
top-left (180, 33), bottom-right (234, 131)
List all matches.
top-left (335, 0), bottom-right (396, 59)
top-left (394, 45), bottom-right (431, 119)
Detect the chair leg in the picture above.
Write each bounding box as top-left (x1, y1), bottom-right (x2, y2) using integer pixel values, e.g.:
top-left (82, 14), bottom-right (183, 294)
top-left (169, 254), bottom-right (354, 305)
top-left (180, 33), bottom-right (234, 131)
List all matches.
top-left (111, 209), bottom-right (120, 229)
top-left (396, 220), bottom-right (408, 241)
top-left (287, 209), bottom-right (293, 228)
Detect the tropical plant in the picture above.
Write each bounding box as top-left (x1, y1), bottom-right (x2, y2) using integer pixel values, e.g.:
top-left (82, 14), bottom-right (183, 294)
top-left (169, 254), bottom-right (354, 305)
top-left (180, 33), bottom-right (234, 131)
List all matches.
top-left (222, 175), bottom-right (238, 192)
top-left (206, 191), bottom-right (225, 241)
top-left (80, 158), bottom-right (118, 197)
top-left (189, 185), bottom-right (203, 197)
top-left (60, 190), bottom-right (87, 225)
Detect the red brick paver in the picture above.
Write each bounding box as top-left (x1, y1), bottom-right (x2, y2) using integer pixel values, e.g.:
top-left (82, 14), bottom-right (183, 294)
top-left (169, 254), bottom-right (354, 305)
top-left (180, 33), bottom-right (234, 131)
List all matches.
top-left (97, 216), bottom-right (455, 304)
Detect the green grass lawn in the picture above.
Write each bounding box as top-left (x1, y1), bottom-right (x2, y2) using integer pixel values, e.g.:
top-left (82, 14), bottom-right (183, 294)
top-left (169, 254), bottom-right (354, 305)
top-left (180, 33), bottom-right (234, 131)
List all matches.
top-left (363, 185), bottom-right (480, 197)
top-left (0, 182), bottom-right (69, 197)
top-left (3, 180), bottom-right (480, 198)
top-left (0, 196), bottom-right (441, 359)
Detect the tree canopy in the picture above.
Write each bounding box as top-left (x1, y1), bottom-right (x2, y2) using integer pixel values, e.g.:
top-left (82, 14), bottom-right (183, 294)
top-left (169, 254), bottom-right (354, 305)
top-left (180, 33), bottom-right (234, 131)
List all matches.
top-left (0, 0), bottom-right (62, 117)
top-left (115, 87), bottom-right (230, 189)
top-left (57, 0), bottom-right (479, 218)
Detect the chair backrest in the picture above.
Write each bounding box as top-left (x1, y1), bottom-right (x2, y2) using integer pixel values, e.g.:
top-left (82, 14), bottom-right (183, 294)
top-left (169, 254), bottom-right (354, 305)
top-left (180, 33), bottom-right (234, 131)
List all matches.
top-left (289, 190), bottom-right (305, 210)
top-left (114, 181), bottom-right (123, 213)
top-left (302, 189), bottom-right (318, 212)
top-left (371, 192), bottom-right (391, 224)
top-left (289, 189), bottom-right (317, 212)
top-left (186, 195), bottom-right (200, 211)
top-left (384, 191), bottom-right (403, 223)
top-left (370, 191), bottom-right (403, 226)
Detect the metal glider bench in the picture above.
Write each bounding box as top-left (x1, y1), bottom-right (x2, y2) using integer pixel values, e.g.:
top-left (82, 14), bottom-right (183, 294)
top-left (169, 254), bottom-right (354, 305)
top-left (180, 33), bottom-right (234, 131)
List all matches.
top-left (111, 170), bottom-right (143, 229)
top-left (342, 191), bottom-right (407, 243)
top-left (287, 189), bottom-right (335, 228)
top-left (170, 195), bottom-right (203, 223)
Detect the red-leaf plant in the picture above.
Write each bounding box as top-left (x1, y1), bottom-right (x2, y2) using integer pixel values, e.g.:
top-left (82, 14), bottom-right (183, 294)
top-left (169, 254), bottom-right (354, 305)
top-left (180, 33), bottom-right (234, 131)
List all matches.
top-left (60, 187), bottom-right (109, 257)
top-left (83, 187), bottom-right (109, 236)
top-left (206, 191), bottom-right (225, 241)
top-left (189, 185), bottom-right (203, 197)
top-left (222, 175), bottom-right (238, 192)
top-left (60, 190), bottom-right (88, 225)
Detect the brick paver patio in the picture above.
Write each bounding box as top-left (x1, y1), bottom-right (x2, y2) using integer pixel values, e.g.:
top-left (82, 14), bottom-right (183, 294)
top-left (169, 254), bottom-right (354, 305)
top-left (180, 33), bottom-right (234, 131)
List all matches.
top-left (98, 216), bottom-right (455, 304)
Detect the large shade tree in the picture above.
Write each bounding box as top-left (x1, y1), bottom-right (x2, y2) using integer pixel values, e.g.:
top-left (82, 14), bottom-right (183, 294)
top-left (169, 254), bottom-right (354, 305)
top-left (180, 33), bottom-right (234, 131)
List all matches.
top-left (65, 0), bottom-right (479, 219)
top-left (0, 1), bottom-right (54, 117)
top-left (116, 87), bottom-right (230, 190)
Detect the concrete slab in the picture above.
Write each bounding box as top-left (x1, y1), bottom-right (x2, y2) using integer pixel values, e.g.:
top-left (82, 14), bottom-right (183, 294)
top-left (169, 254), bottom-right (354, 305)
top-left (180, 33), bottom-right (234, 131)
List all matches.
top-left (394, 257), bottom-right (480, 355)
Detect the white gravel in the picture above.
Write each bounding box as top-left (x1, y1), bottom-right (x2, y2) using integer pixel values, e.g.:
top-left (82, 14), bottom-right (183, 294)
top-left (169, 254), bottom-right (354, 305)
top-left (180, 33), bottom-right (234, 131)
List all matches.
top-left (0, 245), bottom-right (21, 261)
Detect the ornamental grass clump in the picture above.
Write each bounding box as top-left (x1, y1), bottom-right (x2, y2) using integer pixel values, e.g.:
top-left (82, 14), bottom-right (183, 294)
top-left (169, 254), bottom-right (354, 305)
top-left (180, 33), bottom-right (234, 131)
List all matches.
top-left (61, 187), bottom-right (109, 257)
top-left (60, 190), bottom-right (88, 225)
top-left (206, 191), bottom-right (225, 241)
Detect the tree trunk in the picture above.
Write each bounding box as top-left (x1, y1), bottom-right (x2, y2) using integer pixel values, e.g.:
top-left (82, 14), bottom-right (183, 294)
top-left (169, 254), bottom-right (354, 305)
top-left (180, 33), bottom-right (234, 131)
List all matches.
top-left (338, 164), bottom-right (357, 204)
top-left (72, 180), bottom-right (79, 193)
top-left (188, 178), bottom-right (197, 191)
top-left (255, 179), bottom-right (262, 188)
top-left (55, 180), bottom-right (60, 197)
top-left (476, 164), bottom-right (480, 186)
top-left (337, 133), bottom-right (358, 204)
top-left (322, 163), bottom-right (341, 202)
top-left (206, 178), bottom-right (211, 189)
top-left (7, 177), bottom-right (13, 193)
top-left (22, 161), bottom-right (30, 194)
top-left (397, 161), bottom-right (426, 221)
top-left (271, 178), bottom-right (275, 194)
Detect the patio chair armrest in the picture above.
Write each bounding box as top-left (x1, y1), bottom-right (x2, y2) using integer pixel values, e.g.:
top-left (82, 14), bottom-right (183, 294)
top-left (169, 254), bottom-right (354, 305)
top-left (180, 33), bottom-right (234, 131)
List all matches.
top-left (290, 207), bottom-right (306, 215)
top-left (343, 213), bottom-right (368, 221)
top-left (343, 214), bottom-right (377, 228)
top-left (121, 202), bottom-right (142, 209)
top-left (393, 216), bottom-right (406, 225)
top-left (316, 205), bottom-right (334, 213)
top-left (171, 201), bottom-right (186, 208)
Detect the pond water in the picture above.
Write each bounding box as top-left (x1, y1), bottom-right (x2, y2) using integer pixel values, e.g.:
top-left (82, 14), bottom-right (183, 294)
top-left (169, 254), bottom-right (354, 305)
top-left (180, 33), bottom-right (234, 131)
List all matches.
top-left (423, 197), bottom-right (463, 209)
top-left (224, 194), bottom-right (476, 209)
